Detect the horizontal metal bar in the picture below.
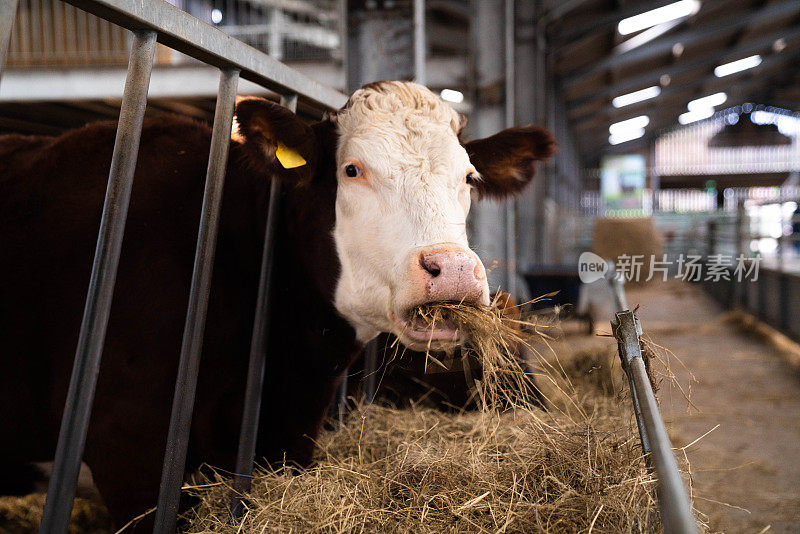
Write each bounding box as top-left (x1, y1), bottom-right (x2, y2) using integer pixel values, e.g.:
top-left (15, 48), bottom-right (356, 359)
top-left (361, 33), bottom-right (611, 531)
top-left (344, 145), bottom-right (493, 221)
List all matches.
top-left (614, 310), bottom-right (698, 534)
top-left (62, 0), bottom-right (347, 112)
top-left (39, 29), bottom-right (157, 534)
top-left (230, 92), bottom-right (297, 521)
top-left (153, 67), bottom-right (240, 534)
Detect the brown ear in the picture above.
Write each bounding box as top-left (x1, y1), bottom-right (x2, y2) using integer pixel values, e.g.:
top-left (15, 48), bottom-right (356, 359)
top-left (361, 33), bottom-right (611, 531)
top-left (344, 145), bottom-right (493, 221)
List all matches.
top-left (234, 97), bottom-right (318, 181)
top-left (464, 126), bottom-right (556, 199)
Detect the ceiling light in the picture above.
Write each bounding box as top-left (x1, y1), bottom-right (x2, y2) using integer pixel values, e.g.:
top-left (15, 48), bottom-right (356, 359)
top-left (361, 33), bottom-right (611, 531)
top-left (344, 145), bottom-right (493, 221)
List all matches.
top-left (609, 115), bottom-right (650, 135)
top-left (687, 92), bottom-right (726, 112)
top-left (773, 38), bottom-right (787, 53)
top-left (618, 0), bottom-right (701, 35)
top-left (211, 8), bottom-right (223, 23)
top-left (660, 74), bottom-right (671, 86)
top-left (609, 127), bottom-right (646, 145)
top-left (679, 108), bottom-right (714, 125)
top-left (440, 89), bottom-right (464, 103)
top-left (714, 55), bottom-right (762, 77)
top-left (612, 86), bottom-right (661, 108)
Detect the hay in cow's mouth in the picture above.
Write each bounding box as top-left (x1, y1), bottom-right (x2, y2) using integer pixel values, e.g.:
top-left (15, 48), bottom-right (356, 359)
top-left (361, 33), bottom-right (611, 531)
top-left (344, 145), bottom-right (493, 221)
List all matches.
top-left (401, 294), bottom-right (551, 409)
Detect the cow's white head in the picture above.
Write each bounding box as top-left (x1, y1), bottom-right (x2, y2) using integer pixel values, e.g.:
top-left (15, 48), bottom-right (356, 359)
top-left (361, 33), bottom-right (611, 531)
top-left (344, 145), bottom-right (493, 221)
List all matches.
top-left (234, 81), bottom-right (555, 350)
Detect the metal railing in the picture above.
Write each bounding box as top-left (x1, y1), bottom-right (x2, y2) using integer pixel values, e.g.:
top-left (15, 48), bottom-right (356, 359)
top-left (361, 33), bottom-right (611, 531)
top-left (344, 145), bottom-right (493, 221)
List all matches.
top-left (608, 273), bottom-right (699, 534)
top-left (580, 188), bottom-right (718, 217)
top-left (699, 195), bottom-right (800, 342)
top-left (0, 0), bottom-right (346, 532)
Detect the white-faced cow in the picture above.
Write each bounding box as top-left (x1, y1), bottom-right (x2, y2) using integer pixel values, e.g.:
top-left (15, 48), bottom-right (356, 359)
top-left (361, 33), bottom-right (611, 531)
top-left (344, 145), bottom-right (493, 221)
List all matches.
top-left (0, 81), bottom-right (554, 529)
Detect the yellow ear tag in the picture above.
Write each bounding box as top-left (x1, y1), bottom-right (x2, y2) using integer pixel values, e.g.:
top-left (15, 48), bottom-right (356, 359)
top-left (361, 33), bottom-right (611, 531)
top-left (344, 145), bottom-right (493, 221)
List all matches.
top-left (275, 142), bottom-right (307, 169)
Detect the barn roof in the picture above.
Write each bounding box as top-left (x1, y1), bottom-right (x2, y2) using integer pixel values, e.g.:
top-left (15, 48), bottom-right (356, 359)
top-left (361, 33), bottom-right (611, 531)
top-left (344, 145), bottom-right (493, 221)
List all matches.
top-left (545, 0), bottom-right (800, 165)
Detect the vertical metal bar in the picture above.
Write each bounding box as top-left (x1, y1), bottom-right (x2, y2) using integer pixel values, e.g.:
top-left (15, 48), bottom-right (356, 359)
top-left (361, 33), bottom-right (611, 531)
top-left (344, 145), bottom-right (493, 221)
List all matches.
top-left (733, 201), bottom-right (746, 308)
top-left (504, 0), bottom-right (516, 297)
top-left (413, 0), bottom-right (425, 85)
top-left (615, 311), bottom-right (698, 534)
top-left (338, 373), bottom-right (349, 424)
top-left (0, 0), bottom-right (20, 78)
top-left (39, 29), bottom-right (156, 534)
top-left (229, 93), bottom-right (296, 521)
top-left (152, 68), bottom-right (240, 534)
top-left (362, 340), bottom-right (377, 403)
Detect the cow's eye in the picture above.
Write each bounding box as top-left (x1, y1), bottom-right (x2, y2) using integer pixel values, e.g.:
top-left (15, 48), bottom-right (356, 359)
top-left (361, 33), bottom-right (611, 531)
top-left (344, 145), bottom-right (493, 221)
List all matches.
top-left (466, 172), bottom-right (475, 185)
top-left (344, 164), bottom-right (362, 178)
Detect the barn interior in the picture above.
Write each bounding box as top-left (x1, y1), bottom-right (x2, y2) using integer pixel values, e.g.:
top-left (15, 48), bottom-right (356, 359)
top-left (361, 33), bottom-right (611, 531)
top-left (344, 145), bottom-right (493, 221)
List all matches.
top-left (1, 1), bottom-right (800, 533)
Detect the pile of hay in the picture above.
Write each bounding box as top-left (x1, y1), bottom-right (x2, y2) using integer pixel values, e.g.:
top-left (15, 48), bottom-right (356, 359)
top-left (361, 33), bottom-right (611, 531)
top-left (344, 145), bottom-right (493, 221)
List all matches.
top-left (185, 300), bottom-right (662, 533)
top-left (0, 495), bottom-right (109, 534)
top-left (187, 406), bottom-right (655, 533)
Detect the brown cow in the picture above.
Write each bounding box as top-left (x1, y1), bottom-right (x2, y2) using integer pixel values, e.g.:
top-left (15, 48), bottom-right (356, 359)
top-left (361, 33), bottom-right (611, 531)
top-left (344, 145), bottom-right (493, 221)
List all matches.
top-left (0, 81), bottom-right (554, 529)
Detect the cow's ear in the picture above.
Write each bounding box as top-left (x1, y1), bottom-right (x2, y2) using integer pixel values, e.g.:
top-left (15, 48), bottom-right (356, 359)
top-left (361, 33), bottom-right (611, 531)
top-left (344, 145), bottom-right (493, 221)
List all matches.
top-left (234, 97), bottom-right (318, 181)
top-left (464, 126), bottom-right (556, 199)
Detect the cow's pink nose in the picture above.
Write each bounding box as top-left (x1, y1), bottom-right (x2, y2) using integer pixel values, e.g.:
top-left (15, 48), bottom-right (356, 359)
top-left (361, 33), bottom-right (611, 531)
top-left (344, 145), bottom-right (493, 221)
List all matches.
top-left (418, 249), bottom-right (486, 302)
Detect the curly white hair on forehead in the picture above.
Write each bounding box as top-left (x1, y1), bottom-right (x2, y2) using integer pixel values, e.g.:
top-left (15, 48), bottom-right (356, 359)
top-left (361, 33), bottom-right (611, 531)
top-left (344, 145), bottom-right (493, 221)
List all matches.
top-left (330, 81), bottom-right (465, 136)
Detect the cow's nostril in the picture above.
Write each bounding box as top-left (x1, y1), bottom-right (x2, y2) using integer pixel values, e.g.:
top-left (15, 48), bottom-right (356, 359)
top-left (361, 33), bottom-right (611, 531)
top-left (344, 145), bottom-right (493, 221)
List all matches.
top-left (420, 255), bottom-right (441, 278)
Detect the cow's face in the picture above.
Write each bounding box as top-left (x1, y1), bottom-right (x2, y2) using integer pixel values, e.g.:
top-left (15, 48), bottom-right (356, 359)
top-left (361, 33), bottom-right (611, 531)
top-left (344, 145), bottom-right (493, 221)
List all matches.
top-left (235, 82), bottom-right (555, 350)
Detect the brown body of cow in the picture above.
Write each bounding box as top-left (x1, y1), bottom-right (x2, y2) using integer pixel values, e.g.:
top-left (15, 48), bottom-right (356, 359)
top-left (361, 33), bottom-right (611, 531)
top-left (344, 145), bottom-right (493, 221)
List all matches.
top-left (0, 82), bottom-right (554, 530)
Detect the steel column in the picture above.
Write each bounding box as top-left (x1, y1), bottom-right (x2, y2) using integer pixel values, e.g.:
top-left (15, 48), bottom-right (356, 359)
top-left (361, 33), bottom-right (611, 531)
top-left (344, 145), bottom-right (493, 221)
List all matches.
top-left (471, 0), bottom-right (509, 290)
top-left (153, 67), bottom-right (240, 534)
top-left (504, 0), bottom-right (516, 297)
top-left (0, 0), bottom-right (19, 79)
top-left (39, 29), bottom-right (157, 534)
top-left (413, 0), bottom-right (425, 85)
top-left (345, 0), bottom-right (414, 93)
top-left (230, 93), bottom-right (297, 521)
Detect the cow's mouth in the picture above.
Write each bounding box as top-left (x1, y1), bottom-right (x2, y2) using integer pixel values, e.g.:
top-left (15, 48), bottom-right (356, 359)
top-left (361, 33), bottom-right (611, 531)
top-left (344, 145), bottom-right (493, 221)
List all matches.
top-left (391, 308), bottom-right (463, 348)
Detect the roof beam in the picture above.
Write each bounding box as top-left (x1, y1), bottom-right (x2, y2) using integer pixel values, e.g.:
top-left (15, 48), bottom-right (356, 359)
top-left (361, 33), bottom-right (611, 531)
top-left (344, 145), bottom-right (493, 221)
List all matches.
top-left (562, 0), bottom-right (800, 89)
top-left (579, 70), bottom-right (800, 156)
top-left (570, 47), bottom-right (800, 126)
top-left (566, 26), bottom-right (800, 109)
top-left (550, 0), bottom-right (675, 47)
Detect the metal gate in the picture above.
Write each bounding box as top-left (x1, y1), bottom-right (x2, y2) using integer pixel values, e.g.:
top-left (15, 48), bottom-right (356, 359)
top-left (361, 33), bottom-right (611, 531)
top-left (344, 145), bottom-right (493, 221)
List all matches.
top-left (0, 0), bottom-right (346, 532)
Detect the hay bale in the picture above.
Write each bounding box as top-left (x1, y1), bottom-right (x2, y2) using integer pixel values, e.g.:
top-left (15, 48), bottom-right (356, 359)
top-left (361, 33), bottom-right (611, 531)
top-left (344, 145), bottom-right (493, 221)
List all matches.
top-left (592, 218), bottom-right (663, 284)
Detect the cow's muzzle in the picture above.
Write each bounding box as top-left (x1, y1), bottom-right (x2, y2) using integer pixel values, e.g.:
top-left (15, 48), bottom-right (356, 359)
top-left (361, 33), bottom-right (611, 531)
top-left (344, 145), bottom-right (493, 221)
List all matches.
top-left (392, 245), bottom-right (489, 348)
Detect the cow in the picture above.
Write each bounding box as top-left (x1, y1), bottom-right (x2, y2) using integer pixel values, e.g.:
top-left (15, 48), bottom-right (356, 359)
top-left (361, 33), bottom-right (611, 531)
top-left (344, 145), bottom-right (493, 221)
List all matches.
top-left (0, 81), bottom-right (555, 530)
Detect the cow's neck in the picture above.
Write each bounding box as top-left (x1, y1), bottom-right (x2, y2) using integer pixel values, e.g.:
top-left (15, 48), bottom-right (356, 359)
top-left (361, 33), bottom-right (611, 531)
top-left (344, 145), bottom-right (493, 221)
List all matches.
top-left (272, 171), bottom-right (362, 373)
